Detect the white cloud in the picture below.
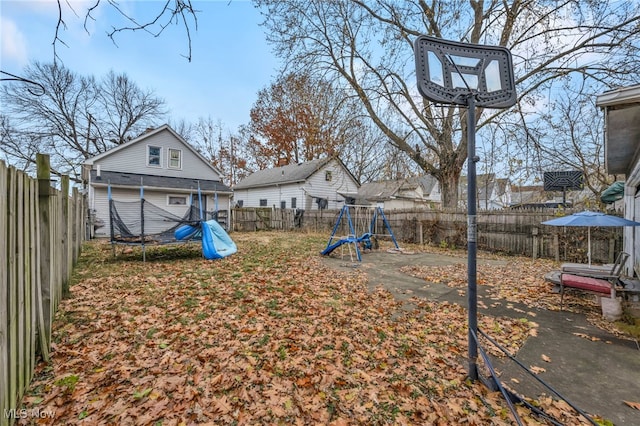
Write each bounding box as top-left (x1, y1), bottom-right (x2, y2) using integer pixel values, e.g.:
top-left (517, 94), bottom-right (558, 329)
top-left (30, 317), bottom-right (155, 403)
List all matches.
top-left (1, 17), bottom-right (28, 66)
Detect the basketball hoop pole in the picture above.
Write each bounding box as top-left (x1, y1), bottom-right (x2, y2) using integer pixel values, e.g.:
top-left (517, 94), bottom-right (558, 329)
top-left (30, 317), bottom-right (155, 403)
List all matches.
top-left (466, 94), bottom-right (479, 381)
top-left (413, 34), bottom-right (517, 383)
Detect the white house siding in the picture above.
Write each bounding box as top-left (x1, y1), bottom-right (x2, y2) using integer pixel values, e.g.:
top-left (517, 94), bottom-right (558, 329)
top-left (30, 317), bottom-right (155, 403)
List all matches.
top-left (302, 160), bottom-right (359, 210)
top-left (94, 129), bottom-right (219, 180)
top-left (383, 199), bottom-right (426, 210)
top-left (276, 184), bottom-right (306, 209)
top-left (624, 166), bottom-right (640, 276)
top-left (233, 184), bottom-right (306, 209)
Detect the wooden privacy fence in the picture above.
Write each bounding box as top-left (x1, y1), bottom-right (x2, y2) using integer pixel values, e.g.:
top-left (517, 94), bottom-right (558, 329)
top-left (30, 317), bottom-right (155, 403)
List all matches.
top-left (1, 154), bottom-right (84, 425)
top-left (232, 207), bottom-right (623, 264)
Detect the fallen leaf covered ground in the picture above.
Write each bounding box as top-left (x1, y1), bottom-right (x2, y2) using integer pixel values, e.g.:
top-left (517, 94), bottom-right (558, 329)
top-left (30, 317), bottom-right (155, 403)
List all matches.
top-left (19, 232), bottom-right (600, 425)
top-left (400, 251), bottom-right (637, 340)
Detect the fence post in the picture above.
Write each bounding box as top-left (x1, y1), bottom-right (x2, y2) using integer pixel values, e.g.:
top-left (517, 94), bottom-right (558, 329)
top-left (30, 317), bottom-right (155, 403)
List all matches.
top-left (609, 237), bottom-right (615, 264)
top-left (0, 161), bottom-right (8, 418)
top-left (532, 226), bottom-right (539, 259)
top-left (553, 232), bottom-right (560, 262)
top-left (418, 220), bottom-right (424, 245)
top-left (36, 154), bottom-right (51, 361)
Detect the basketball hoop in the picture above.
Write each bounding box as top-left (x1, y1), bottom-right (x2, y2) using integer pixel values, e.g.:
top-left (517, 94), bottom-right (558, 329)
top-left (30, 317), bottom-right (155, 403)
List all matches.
top-left (414, 35), bottom-right (516, 108)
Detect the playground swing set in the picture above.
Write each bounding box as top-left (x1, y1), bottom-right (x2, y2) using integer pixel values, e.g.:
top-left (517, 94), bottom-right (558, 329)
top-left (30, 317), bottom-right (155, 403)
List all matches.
top-left (321, 205), bottom-right (400, 262)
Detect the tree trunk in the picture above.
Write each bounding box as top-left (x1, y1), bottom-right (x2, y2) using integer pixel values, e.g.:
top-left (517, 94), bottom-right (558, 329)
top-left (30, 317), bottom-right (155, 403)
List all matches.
top-left (439, 167), bottom-right (462, 209)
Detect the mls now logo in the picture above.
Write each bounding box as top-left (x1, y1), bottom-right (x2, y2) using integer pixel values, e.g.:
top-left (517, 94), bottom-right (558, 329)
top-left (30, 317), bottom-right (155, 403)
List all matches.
top-left (4, 408), bottom-right (55, 419)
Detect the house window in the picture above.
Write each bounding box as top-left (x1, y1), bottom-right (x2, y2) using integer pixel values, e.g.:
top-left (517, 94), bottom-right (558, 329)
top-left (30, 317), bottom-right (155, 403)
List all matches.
top-left (168, 195), bottom-right (188, 206)
top-left (291, 197), bottom-right (297, 209)
top-left (280, 201), bottom-right (286, 209)
top-left (325, 171), bottom-right (333, 181)
top-left (259, 199), bottom-right (268, 207)
top-left (148, 146), bottom-right (161, 167)
top-left (168, 148), bottom-right (182, 169)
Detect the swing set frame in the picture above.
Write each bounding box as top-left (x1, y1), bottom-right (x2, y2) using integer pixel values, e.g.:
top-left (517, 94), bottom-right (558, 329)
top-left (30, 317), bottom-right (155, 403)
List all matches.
top-left (324, 204), bottom-right (399, 262)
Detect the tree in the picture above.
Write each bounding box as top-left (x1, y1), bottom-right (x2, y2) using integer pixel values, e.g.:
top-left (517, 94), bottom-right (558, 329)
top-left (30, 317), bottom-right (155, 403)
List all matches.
top-left (339, 119), bottom-right (398, 183)
top-left (248, 73), bottom-right (363, 167)
top-left (191, 117), bottom-right (250, 186)
top-left (53, 0), bottom-right (198, 61)
top-left (98, 71), bottom-right (166, 145)
top-left (516, 82), bottom-right (612, 208)
top-left (1, 62), bottom-right (165, 179)
top-left (254, 0), bottom-right (640, 207)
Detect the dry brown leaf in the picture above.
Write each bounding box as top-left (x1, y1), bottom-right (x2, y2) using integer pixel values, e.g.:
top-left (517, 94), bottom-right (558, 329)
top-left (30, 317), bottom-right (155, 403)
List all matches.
top-left (530, 366), bottom-right (547, 374)
top-left (624, 400), bottom-right (640, 410)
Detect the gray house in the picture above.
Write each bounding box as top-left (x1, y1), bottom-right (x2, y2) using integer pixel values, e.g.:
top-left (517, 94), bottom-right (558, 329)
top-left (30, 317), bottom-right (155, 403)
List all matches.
top-left (597, 84), bottom-right (640, 275)
top-left (233, 157), bottom-right (359, 210)
top-left (83, 124), bottom-right (232, 237)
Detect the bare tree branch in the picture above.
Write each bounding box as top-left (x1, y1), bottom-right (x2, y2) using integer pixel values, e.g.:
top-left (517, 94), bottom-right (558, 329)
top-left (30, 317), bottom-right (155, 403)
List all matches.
top-left (54, 0), bottom-right (199, 62)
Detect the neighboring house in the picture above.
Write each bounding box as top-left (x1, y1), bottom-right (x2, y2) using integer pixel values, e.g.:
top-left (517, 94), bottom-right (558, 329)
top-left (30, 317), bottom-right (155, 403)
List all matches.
top-left (510, 185), bottom-right (547, 208)
top-left (596, 84), bottom-right (640, 276)
top-left (356, 175), bottom-right (439, 209)
top-left (509, 185), bottom-right (575, 209)
top-left (83, 124), bottom-right (232, 237)
top-left (430, 174), bottom-right (511, 209)
top-left (233, 157), bottom-right (359, 210)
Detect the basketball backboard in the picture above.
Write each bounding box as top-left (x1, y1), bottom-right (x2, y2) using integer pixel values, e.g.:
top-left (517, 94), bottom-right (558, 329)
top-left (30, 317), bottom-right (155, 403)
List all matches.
top-left (414, 35), bottom-right (516, 108)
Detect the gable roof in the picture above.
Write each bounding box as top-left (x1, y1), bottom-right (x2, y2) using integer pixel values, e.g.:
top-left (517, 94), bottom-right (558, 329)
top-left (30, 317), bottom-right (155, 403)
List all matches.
top-left (234, 157), bottom-right (358, 190)
top-left (84, 124), bottom-right (223, 177)
top-left (357, 180), bottom-right (404, 202)
top-left (408, 175), bottom-right (438, 195)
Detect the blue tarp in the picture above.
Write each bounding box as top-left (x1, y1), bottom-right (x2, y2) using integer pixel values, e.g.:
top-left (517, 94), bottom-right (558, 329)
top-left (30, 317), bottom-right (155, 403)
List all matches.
top-left (174, 220), bottom-right (237, 259)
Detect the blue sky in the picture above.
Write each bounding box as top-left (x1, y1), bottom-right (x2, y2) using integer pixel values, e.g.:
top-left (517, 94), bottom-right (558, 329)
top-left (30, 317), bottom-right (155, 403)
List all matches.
top-left (0, 0), bottom-right (281, 131)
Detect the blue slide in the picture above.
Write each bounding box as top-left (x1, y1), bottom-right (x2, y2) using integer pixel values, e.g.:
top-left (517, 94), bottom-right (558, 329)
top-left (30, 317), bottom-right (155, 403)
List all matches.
top-left (174, 224), bottom-right (200, 240)
top-left (321, 237), bottom-right (356, 255)
top-left (201, 220), bottom-right (237, 259)
top-left (174, 221), bottom-right (237, 259)
top-left (321, 233), bottom-right (372, 256)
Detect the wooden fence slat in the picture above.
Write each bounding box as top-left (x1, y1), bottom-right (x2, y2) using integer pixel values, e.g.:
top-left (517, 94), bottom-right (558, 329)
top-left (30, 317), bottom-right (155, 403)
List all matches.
top-left (16, 167), bottom-right (26, 400)
top-left (37, 155), bottom-right (53, 358)
top-left (62, 175), bottom-right (70, 298)
top-left (27, 178), bottom-right (37, 388)
top-left (0, 161), bottom-right (8, 420)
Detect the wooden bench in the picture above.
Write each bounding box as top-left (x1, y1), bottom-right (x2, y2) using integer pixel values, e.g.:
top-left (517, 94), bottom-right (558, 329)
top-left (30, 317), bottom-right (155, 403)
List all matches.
top-left (560, 252), bottom-right (629, 278)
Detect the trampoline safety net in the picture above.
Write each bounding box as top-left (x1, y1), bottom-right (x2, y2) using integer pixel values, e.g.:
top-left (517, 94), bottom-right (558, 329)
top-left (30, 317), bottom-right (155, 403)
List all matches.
top-left (109, 199), bottom-right (218, 244)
